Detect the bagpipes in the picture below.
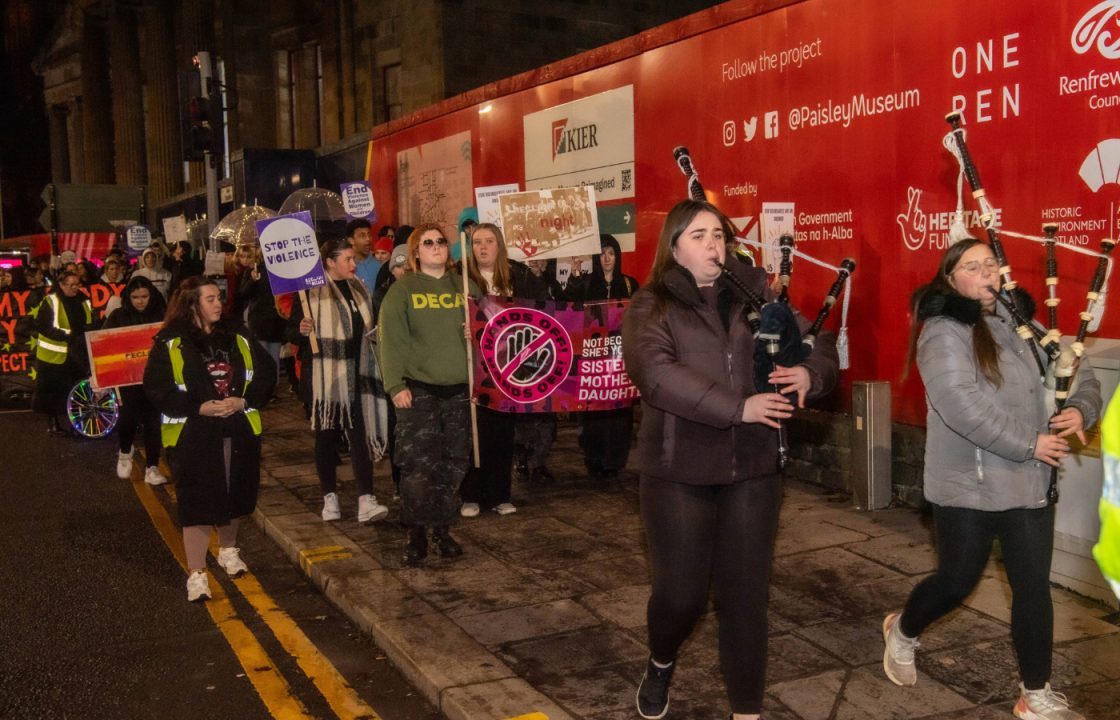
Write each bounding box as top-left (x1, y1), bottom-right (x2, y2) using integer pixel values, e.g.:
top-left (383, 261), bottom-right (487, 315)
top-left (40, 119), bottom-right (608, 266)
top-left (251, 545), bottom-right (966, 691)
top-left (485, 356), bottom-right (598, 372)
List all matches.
top-left (943, 112), bottom-right (1116, 503)
top-left (672, 145), bottom-right (856, 469)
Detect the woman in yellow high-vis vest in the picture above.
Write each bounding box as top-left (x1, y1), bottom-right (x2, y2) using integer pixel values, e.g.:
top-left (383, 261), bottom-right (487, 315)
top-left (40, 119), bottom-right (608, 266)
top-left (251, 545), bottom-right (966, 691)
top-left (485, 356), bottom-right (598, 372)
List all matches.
top-left (32, 270), bottom-right (93, 435)
top-left (143, 276), bottom-right (275, 602)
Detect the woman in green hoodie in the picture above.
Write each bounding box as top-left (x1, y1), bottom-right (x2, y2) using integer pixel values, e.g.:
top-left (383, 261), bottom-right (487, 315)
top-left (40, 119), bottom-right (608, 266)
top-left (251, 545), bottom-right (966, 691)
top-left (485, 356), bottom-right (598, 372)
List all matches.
top-left (378, 223), bottom-right (480, 566)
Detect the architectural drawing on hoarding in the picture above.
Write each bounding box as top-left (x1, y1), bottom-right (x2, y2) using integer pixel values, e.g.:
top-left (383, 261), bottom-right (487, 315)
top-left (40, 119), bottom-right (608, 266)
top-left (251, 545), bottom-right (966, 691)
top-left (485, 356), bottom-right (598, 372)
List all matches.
top-left (1072, 1), bottom-right (1120, 59)
top-left (396, 131), bottom-right (473, 227)
top-left (499, 187), bottom-right (601, 261)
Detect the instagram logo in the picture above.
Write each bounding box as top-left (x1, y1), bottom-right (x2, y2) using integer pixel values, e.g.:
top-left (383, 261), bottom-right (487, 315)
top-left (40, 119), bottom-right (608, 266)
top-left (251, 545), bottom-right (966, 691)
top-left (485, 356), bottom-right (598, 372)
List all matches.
top-left (722, 120), bottom-right (736, 146)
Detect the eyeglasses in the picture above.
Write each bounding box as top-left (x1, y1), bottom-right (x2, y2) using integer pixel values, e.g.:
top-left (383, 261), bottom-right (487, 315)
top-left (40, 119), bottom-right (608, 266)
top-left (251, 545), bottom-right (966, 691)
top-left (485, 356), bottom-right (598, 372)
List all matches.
top-left (952, 257), bottom-right (1000, 276)
top-left (420, 237), bottom-right (449, 247)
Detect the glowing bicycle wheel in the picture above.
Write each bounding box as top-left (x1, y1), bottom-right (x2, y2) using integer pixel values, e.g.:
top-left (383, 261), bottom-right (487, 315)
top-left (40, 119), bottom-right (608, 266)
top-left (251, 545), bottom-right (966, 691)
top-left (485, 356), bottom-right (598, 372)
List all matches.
top-left (66, 379), bottom-right (120, 438)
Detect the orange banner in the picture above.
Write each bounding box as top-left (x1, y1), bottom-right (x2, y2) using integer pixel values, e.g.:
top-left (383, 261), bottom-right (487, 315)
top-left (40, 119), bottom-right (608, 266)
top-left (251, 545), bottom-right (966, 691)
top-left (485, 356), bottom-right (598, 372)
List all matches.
top-left (84, 323), bottom-right (161, 390)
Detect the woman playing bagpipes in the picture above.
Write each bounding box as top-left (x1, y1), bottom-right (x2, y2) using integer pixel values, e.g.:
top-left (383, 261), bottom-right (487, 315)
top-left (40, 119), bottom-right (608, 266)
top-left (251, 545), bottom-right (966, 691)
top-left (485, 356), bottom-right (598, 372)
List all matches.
top-left (622, 199), bottom-right (838, 720)
top-left (882, 238), bottom-right (1100, 720)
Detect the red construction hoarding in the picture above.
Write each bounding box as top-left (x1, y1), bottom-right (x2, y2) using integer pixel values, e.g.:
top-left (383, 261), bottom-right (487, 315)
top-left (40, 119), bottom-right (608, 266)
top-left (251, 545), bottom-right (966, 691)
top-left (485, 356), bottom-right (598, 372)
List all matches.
top-left (366, 0), bottom-right (1120, 425)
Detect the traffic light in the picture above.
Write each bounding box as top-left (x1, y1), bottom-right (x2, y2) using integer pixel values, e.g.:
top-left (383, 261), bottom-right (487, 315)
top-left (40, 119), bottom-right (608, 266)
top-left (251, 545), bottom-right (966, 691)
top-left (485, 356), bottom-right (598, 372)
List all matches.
top-left (188, 95), bottom-right (213, 157)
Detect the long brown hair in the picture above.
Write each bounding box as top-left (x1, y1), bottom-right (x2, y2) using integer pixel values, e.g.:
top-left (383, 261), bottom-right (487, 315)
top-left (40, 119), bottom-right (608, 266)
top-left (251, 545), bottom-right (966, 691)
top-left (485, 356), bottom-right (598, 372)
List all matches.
top-left (164, 276), bottom-right (221, 331)
top-left (648, 199), bottom-right (736, 286)
top-left (406, 222), bottom-right (456, 274)
top-left (466, 223), bottom-right (512, 296)
top-left (904, 238), bottom-right (1003, 386)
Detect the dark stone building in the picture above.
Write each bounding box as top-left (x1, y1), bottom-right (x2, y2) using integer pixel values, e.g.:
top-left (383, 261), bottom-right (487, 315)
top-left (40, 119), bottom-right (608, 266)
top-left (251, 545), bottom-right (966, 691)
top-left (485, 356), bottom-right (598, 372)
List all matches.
top-left (27, 0), bottom-right (722, 224)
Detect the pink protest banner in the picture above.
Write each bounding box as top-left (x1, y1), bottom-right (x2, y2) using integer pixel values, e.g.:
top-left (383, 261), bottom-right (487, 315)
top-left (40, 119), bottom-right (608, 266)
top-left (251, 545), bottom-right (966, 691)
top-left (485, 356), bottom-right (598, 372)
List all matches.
top-left (469, 296), bottom-right (639, 413)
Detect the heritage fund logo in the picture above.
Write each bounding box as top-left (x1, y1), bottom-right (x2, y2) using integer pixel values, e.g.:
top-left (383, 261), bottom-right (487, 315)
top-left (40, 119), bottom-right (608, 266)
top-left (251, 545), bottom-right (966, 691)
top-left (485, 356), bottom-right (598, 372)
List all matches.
top-left (1072, 1), bottom-right (1120, 59)
top-left (551, 118), bottom-right (600, 161)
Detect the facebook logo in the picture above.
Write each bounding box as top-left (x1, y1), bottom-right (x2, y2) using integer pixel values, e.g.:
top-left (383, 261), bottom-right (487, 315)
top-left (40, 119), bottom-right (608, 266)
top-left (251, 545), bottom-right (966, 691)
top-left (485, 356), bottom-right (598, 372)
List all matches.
top-left (764, 111), bottom-right (779, 139)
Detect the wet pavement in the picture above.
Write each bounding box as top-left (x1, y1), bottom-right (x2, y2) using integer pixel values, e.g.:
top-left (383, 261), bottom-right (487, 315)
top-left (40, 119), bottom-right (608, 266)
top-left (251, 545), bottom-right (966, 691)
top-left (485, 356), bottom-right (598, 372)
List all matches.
top-left (254, 396), bottom-right (1120, 719)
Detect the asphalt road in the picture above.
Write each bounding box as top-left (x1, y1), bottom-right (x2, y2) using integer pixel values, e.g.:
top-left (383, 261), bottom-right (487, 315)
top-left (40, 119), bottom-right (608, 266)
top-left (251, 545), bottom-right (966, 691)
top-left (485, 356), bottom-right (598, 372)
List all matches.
top-left (0, 410), bottom-right (441, 720)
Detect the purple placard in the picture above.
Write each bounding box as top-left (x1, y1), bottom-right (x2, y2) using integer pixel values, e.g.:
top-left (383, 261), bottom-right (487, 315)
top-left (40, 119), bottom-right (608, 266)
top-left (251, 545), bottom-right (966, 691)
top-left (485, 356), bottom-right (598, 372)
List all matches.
top-left (340, 181), bottom-right (376, 221)
top-left (256, 211), bottom-right (327, 296)
top-left (469, 296), bottom-right (639, 413)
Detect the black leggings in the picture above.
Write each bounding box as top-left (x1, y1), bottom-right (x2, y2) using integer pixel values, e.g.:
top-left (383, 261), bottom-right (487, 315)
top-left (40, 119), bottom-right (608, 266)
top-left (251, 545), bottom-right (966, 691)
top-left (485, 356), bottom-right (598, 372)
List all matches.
top-left (314, 410), bottom-right (373, 496)
top-left (460, 406), bottom-right (515, 509)
top-left (641, 475), bottom-right (782, 714)
top-left (900, 503), bottom-right (1055, 689)
top-left (117, 387), bottom-right (160, 466)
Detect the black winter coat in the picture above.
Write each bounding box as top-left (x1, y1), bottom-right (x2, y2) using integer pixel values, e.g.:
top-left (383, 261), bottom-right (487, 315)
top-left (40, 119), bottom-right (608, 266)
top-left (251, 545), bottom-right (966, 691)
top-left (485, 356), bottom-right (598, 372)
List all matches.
top-left (144, 318), bottom-right (276, 526)
top-left (621, 261), bottom-right (838, 484)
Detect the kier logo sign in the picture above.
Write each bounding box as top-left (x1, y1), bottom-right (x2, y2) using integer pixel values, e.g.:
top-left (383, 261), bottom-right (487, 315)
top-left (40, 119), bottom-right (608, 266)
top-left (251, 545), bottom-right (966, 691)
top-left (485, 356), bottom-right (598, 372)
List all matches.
top-left (1072, 1), bottom-right (1120, 59)
top-left (551, 118), bottom-right (600, 161)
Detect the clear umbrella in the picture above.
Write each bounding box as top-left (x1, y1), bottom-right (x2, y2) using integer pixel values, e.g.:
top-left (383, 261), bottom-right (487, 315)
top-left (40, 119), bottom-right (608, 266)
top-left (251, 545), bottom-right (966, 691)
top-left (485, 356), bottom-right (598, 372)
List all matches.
top-left (279, 187), bottom-right (349, 240)
top-left (209, 204), bottom-right (277, 249)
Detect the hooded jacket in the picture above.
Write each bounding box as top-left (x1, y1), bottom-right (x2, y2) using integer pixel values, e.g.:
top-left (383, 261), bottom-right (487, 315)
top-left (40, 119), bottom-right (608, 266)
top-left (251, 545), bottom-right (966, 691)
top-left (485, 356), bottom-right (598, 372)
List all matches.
top-left (570, 234), bottom-right (638, 301)
top-left (622, 261), bottom-right (838, 484)
top-left (102, 275), bottom-right (167, 329)
top-left (916, 288), bottom-right (1101, 511)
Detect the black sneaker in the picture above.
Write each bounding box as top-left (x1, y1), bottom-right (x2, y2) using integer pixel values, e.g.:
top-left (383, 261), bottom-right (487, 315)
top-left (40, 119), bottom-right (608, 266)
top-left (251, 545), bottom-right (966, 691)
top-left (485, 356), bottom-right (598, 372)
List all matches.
top-left (636, 657), bottom-right (675, 719)
top-left (432, 526), bottom-right (463, 558)
top-left (401, 525), bottom-right (428, 567)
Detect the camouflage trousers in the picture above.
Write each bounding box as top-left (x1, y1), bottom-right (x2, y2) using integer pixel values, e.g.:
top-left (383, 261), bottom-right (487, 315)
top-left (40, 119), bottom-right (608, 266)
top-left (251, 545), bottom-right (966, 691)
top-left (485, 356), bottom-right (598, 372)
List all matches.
top-left (395, 385), bottom-right (470, 526)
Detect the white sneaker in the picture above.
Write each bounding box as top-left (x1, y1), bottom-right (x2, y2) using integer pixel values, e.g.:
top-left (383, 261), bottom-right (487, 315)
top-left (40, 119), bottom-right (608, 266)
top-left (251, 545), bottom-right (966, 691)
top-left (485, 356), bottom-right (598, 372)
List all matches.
top-left (217, 546), bottom-right (248, 577)
top-left (882, 612), bottom-right (919, 686)
top-left (116, 449), bottom-right (134, 479)
top-left (357, 494), bottom-right (389, 523)
top-left (494, 502), bottom-right (518, 515)
top-left (322, 492), bottom-right (341, 521)
top-left (460, 502), bottom-right (480, 518)
top-left (1014, 683), bottom-right (1084, 720)
top-left (144, 466), bottom-right (169, 486)
top-left (186, 570), bottom-right (211, 602)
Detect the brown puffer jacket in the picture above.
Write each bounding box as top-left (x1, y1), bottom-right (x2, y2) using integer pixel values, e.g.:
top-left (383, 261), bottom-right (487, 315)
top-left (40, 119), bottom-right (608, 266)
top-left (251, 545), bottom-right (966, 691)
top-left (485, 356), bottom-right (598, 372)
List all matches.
top-left (621, 261), bottom-right (838, 485)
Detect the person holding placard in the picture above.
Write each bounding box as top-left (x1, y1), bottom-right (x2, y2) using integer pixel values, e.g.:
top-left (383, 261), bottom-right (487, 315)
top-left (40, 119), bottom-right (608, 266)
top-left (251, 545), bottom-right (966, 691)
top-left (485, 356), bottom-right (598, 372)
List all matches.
top-left (143, 277), bottom-right (276, 602)
top-left (570, 234), bottom-right (640, 480)
top-left (288, 238), bottom-right (391, 525)
top-left (236, 244), bottom-right (285, 388)
top-left (378, 224), bottom-right (480, 566)
top-left (460, 223), bottom-right (548, 517)
top-left (103, 275), bottom-right (168, 485)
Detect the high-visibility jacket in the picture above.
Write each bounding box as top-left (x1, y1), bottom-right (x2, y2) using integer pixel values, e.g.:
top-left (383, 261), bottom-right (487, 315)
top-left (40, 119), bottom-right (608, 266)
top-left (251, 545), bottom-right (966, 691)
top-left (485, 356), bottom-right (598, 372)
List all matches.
top-left (1095, 394), bottom-right (1120, 601)
top-left (35, 294), bottom-right (92, 365)
top-left (161, 333), bottom-right (262, 448)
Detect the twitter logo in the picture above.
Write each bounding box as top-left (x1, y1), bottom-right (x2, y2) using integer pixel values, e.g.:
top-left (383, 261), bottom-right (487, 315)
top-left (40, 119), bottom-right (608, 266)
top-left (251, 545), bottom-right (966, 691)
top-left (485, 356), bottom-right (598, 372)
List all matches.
top-left (743, 117), bottom-right (758, 142)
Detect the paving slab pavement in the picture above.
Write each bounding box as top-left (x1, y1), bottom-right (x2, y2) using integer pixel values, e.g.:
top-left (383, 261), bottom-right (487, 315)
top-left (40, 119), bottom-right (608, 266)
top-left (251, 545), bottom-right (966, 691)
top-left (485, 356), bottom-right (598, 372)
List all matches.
top-left (253, 397), bottom-right (1120, 719)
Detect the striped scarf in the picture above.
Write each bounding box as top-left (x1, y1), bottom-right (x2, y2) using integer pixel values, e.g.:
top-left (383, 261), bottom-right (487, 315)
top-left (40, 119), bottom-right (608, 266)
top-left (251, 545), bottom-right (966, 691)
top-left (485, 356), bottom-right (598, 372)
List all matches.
top-left (308, 279), bottom-right (388, 459)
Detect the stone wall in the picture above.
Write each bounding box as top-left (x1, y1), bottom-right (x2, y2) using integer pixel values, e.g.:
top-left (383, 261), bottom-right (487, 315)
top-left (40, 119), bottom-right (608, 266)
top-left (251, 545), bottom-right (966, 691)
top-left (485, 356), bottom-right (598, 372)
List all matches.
top-left (786, 409), bottom-right (928, 508)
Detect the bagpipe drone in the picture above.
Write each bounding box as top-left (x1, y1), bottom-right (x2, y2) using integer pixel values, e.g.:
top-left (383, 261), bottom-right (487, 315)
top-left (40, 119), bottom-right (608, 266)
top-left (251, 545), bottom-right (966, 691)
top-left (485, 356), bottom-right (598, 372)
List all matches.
top-left (944, 111), bottom-right (1115, 504)
top-left (672, 146), bottom-right (856, 470)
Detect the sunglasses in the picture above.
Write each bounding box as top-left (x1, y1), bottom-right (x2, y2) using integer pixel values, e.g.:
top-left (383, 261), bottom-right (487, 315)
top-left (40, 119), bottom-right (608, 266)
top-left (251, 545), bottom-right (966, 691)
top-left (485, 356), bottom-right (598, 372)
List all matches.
top-left (420, 237), bottom-right (449, 247)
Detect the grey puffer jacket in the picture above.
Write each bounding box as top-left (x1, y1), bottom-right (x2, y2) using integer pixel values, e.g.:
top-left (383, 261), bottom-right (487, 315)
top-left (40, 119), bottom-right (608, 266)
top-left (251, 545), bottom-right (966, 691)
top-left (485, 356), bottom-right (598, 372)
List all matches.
top-left (918, 289), bottom-right (1101, 511)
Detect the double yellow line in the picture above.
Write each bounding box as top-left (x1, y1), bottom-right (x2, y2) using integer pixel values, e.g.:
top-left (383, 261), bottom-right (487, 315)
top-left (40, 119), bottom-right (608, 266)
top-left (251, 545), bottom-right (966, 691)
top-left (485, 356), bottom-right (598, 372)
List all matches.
top-left (130, 463), bottom-right (381, 720)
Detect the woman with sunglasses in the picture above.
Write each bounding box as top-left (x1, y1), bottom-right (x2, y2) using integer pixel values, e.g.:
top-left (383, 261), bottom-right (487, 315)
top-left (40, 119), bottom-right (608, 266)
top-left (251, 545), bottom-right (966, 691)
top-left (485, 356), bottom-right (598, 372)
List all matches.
top-left (378, 224), bottom-right (480, 566)
top-left (882, 238), bottom-right (1099, 720)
